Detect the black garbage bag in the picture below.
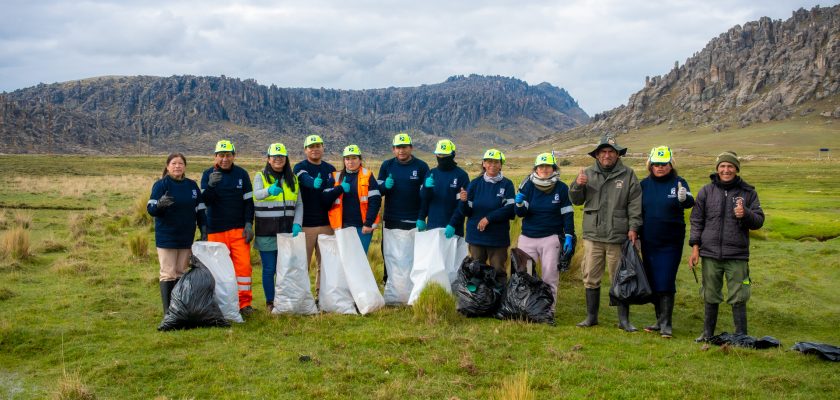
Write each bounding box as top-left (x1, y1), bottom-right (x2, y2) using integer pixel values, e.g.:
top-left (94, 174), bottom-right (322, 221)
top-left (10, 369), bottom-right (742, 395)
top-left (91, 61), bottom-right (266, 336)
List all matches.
top-left (791, 342), bottom-right (840, 361)
top-left (453, 257), bottom-right (503, 317)
top-left (557, 234), bottom-right (576, 273)
top-left (707, 332), bottom-right (781, 349)
top-left (158, 258), bottom-right (230, 331)
top-left (609, 240), bottom-right (652, 306)
top-left (495, 248), bottom-right (555, 325)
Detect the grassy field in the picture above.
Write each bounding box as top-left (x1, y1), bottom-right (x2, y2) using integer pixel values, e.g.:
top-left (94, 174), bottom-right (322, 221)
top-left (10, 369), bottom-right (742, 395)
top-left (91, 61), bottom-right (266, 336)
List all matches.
top-left (1, 125), bottom-right (840, 399)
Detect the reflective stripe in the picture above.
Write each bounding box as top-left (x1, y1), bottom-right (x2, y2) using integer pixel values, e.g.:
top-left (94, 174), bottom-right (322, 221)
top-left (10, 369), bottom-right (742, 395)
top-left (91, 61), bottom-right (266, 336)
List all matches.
top-left (685, 191), bottom-right (693, 197)
top-left (243, 192), bottom-right (253, 200)
top-left (455, 194), bottom-right (460, 200)
top-left (295, 170), bottom-right (308, 177)
top-left (195, 203), bottom-right (207, 212)
top-left (520, 200), bottom-right (529, 208)
top-left (254, 200), bottom-right (285, 208)
top-left (561, 205), bottom-right (573, 214)
top-left (467, 201), bottom-right (473, 207)
top-left (367, 189), bottom-right (381, 197)
top-left (237, 277), bottom-right (252, 283)
top-left (147, 199), bottom-right (158, 205)
top-left (255, 210), bottom-right (293, 218)
top-left (360, 196), bottom-right (368, 202)
top-left (238, 285), bottom-right (251, 291)
top-left (504, 199), bottom-right (515, 206)
top-left (377, 179), bottom-right (384, 185)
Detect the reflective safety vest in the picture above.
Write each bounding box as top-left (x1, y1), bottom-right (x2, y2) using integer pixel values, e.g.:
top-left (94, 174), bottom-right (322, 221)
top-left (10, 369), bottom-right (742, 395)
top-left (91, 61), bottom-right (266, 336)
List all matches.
top-left (254, 171), bottom-right (299, 236)
top-left (328, 168), bottom-right (381, 230)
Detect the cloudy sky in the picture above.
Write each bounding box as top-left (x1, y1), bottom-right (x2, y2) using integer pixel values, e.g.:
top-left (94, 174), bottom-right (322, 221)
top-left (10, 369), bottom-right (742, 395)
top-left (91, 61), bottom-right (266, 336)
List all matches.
top-left (0, 0), bottom-right (827, 114)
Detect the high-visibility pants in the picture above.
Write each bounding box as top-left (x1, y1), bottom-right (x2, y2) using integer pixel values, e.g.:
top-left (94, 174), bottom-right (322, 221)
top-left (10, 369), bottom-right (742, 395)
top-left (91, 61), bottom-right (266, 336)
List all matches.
top-left (208, 228), bottom-right (252, 309)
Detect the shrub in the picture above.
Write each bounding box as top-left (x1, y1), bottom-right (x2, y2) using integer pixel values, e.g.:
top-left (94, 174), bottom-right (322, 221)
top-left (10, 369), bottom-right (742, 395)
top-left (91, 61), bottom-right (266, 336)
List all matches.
top-left (127, 233), bottom-right (149, 260)
top-left (494, 371), bottom-right (534, 400)
top-left (1, 227), bottom-right (31, 260)
top-left (52, 371), bottom-right (96, 400)
top-left (412, 282), bottom-right (459, 325)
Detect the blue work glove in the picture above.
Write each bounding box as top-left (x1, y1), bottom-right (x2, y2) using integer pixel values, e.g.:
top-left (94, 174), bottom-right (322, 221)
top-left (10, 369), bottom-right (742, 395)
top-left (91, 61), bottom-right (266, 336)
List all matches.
top-left (292, 224), bottom-right (302, 237)
top-left (444, 225), bottom-right (456, 239)
top-left (563, 234), bottom-right (573, 254)
top-left (416, 219), bottom-right (427, 232)
top-left (268, 180), bottom-right (283, 196)
top-left (340, 177), bottom-right (351, 193)
top-left (384, 173), bottom-right (394, 189)
top-left (515, 192), bottom-right (526, 205)
top-left (313, 173), bottom-right (323, 189)
top-left (424, 175), bottom-right (435, 188)
top-left (243, 222), bottom-right (254, 244)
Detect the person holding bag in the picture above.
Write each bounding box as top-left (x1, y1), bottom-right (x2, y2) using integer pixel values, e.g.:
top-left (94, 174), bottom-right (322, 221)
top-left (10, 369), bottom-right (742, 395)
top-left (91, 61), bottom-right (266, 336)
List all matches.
top-left (322, 145), bottom-right (382, 253)
top-left (419, 139), bottom-right (469, 239)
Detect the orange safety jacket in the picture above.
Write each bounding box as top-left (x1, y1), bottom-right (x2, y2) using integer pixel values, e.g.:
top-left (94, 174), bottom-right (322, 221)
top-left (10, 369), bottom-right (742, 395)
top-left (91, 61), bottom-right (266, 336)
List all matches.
top-left (328, 168), bottom-right (381, 230)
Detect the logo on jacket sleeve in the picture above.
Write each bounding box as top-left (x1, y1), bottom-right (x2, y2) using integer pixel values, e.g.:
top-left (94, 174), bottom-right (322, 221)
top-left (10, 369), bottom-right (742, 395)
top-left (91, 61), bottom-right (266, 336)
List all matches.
top-left (553, 193), bottom-right (561, 203)
top-left (450, 178), bottom-right (458, 188)
top-left (237, 179), bottom-right (243, 189)
top-left (411, 170), bottom-right (419, 179)
top-left (192, 189), bottom-right (198, 199)
top-left (498, 188), bottom-right (506, 197)
top-left (668, 187), bottom-right (676, 198)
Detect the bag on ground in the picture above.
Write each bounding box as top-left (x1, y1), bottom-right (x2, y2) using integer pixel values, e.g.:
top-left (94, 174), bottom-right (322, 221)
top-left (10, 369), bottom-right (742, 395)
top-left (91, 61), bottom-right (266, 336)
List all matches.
top-left (335, 227), bottom-right (385, 314)
top-left (495, 248), bottom-right (555, 324)
top-left (453, 257), bottom-right (502, 317)
top-left (318, 234), bottom-right (357, 314)
top-left (609, 239), bottom-right (652, 305)
top-left (273, 233), bottom-right (318, 315)
top-left (158, 259), bottom-right (230, 331)
top-left (791, 342), bottom-right (840, 361)
top-left (708, 332), bottom-right (781, 349)
top-left (382, 228), bottom-right (416, 305)
top-left (409, 228), bottom-right (453, 304)
top-left (190, 241), bottom-right (244, 323)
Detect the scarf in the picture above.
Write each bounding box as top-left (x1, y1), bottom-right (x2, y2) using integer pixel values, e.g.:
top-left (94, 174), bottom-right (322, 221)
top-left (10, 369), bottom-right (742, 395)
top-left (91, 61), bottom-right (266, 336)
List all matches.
top-left (530, 171), bottom-right (558, 193)
top-left (483, 172), bottom-right (504, 184)
top-left (436, 155), bottom-right (457, 171)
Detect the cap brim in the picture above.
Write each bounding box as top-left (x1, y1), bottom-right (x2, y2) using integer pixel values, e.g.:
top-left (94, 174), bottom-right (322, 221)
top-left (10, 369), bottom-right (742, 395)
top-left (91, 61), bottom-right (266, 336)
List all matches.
top-left (588, 144), bottom-right (626, 157)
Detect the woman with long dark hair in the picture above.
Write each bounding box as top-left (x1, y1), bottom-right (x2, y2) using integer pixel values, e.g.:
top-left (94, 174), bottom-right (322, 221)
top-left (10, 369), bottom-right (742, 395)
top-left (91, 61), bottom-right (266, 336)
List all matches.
top-left (147, 153), bottom-right (206, 319)
top-left (321, 145), bottom-right (381, 253)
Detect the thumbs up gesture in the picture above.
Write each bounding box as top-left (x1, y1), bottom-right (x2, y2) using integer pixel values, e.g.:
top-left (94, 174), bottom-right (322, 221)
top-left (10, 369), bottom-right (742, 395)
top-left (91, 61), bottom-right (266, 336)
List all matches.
top-left (734, 198), bottom-right (745, 219)
top-left (384, 173), bottom-right (394, 189)
top-left (677, 181), bottom-right (687, 203)
top-left (268, 180), bottom-right (283, 196)
top-left (458, 187), bottom-right (467, 202)
top-left (313, 172), bottom-right (323, 189)
top-left (576, 168), bottom-right (588, 186)
top-left (424, 174), bottom-right (435, 188)
top-left (340, 176), bottom-right (351, 193)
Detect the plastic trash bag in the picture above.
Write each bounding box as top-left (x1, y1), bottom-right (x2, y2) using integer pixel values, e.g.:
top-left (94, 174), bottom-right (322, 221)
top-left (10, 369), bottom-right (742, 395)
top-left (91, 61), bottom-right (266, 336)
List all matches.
top-left (317, 234), bottom-right (357, 314)
top-left (408, 228), bottom-right (465, 304)
top-left (706, 332), bottom-right (781, 349)
top-left (272, 233), bottom-right (318, 315)
top-left (158, 259), bottom-right (230, 331)
top-left (791, 342), bottom-right (840, 361)
top-left (335, 228), bottom-right (385, 314)
top-left (191, 241), bottom-right (244, 323)
top-left (609, 239), bottom-right (652, 305)
top-left (495, 248), bottom-right (555, 325)
top-left (453, 257), bottom-right (503, 317)
top-left (382, 228), bottom-right (416, 305)
top-left (557, 234), bottom-right (576, 273)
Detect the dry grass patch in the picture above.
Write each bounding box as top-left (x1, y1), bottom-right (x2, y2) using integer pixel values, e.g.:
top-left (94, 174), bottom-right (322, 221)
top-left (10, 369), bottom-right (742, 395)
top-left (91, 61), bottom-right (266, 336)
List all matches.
top-left (494, 371), bottom-right (534, 400)
top-left (1, 227), bottom-right (32, 260)
top-left (8, 174), bottom-right (150, 199)
top-left (127, 232), bottom-right (149, 260)
top-left (51, 259), bottom-right (91, 275)
top-left (68, 213), bottom-right (87, 238)
top-left (131, 193), bottom-right (152, 226)
top-left (13, 210), bottom-right (33, 229)
top-left (52, 371), bottom-right (96, 400)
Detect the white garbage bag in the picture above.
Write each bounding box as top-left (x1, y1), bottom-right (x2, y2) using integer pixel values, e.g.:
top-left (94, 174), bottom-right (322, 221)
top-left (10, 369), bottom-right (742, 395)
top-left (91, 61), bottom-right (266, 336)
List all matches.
top-left (317, 234), bottom-right (357, 314)
top-left (190, 241), bottom-right (245, 323)
top-left (272, 233), bottom-right (318, 315)
top-left (335, 227), bottom-right (384, 314)
top-left (382, 228), bottom-right (416, 305)
top-left (408, 229), bottom-right (469, 305)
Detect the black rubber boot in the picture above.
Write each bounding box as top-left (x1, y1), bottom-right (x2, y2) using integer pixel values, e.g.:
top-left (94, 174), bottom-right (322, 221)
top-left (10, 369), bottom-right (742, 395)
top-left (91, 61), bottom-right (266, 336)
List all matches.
top-left (659, 294), bottom-right (674, 338)
top-left (644, 293), bottom-right (662, 332)
top-left (576, 288), bottom-right (600, 327)
top-left (617, 303), bottom-right (638, 332)
top-left (159, 280), bottom-right (177, 316)
top-left (733, 303), bottom-right (748, 335)
top-left (695, 302), bottom-right (719, 342)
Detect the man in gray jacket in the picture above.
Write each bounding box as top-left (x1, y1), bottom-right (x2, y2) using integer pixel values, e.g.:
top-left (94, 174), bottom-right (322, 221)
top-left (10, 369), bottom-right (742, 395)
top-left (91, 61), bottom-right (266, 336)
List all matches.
top-left (569, 136), bottom-right (642, 331)
top-left (689, 151), bottom-right (764, 342)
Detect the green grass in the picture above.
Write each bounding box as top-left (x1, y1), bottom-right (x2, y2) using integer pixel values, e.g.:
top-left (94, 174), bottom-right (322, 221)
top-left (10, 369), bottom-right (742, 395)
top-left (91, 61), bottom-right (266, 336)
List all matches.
top-left (1, 143), bottom-right (840, 398)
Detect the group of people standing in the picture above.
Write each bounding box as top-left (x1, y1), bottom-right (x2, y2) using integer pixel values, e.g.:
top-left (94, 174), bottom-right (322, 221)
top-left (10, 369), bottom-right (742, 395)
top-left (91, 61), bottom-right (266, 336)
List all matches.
top-left (147, 133), bottom-right (764, 341)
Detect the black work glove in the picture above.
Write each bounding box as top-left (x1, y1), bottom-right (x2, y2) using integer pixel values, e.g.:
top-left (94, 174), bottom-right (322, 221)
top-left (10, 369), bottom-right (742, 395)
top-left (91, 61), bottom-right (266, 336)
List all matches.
top-left (199, 225), bottom-right (208, 241)
top-left (157, 191), bottom-right (175, 209)
top-left (208, 171), bottom-right (223, 187)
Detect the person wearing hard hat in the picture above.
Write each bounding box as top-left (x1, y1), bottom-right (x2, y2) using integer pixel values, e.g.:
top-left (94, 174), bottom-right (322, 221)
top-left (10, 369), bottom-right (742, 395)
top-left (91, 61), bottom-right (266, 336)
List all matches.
top-left (322, 145), bottom-right (382, 253)
top-left (253, 143), bottom-right (303, 312)
top-left (200, 140), bottom-right (256, 317)
top-left (419, 139), bottom-right (469, 238)
top-left (689, 151), bottom-right (764, 342)
top-left (459, 149), bottom-right (515, 284)
top-left (514, 152), bottom-right (575, 309)
top-left (377, 132), bottom-right (429, 283)
top-left (147, 153), bottom-right (206, 320)
top-left (569, 135), bottom-right (642, 331)
top-left (639, 146), bottom-right (694, 338)
top-left (293, 135), bottom-right (337, 297)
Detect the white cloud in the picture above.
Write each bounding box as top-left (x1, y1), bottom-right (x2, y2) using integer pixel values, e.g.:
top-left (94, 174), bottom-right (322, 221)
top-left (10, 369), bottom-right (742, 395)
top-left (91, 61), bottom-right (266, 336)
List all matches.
top-left (0, 0), bottom-right (827, 113)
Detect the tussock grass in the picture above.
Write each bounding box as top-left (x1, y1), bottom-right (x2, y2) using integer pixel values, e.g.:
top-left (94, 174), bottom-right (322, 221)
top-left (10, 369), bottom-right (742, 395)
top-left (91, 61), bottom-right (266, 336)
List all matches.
top-left (0, 286), bottom-right (16, 301)
top-left (1, 227), bottom-right (31, 260)
top-left (13, 210), bottom-right (33, 229)
top-left (127, 233), bottom-right (149, 260)
top-left (51, 258), bottom-right (91, 275)
top-left (131, 194), bottom-right (152, 226)
top-left (0, 209), bottom-right (7, 229)
top-left (52, 371), bottom-right (96, 400)
top-left (67, 213), bottom-right (87, 238)
top-left (411, 282), bottom-right (460, 325)
top-left (39, 235), bottom-right (69, 253)
top-left (494, 371), bottom-right (534, 400)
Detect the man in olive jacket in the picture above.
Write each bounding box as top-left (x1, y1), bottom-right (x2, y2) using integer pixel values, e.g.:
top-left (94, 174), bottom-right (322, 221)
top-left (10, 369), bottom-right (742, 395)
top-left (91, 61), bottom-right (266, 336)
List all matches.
top-left (689, 151), bottom-right (764, 342)
top-left (569, 136), bottom-right (642, 331)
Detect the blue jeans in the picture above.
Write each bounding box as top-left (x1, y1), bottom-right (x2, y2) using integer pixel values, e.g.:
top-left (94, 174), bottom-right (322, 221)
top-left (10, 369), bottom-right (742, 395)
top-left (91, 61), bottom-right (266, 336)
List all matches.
top-left (259, 250), bottom-right (277, 303)
top-left (355, 227), bottom-right (372, 254)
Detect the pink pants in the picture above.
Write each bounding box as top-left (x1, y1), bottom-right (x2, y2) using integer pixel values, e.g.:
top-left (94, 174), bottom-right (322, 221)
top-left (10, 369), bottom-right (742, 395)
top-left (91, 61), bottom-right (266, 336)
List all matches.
top-left (516, 234), bottom-right (561, 305)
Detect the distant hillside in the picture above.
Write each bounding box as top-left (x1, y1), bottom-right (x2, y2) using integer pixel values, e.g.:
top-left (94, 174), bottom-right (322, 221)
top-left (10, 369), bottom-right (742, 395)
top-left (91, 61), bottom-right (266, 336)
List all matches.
top-left (583, 4), bottom-right (840, 135)
top-left (0, 74), bottom-right (588, 155)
